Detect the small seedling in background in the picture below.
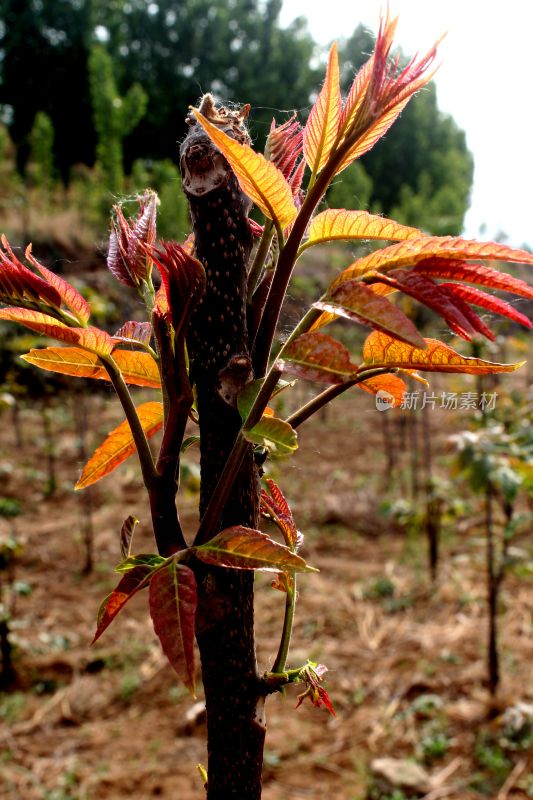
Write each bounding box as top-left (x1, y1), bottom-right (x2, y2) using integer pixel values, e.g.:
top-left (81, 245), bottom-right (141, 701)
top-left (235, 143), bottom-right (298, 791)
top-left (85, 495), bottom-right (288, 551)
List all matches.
top-left (0, 497), bottom-right (26, 688)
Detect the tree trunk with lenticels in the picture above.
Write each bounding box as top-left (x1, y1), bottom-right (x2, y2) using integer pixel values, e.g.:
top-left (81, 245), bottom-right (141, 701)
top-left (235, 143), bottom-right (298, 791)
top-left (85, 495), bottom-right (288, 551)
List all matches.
top-left (180, 95), bottom-right (266, 798)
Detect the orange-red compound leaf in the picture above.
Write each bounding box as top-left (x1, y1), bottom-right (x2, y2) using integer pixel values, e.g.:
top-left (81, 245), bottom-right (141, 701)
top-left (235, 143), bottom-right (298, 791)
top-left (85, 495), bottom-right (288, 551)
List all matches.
top-left (195, 527), bottom-right (316, 573)
top-left (192, 110), bottom-right (298, 230)
top-left (303, 209), bottom-right (422, 250)
top-left (25, 245), bottom-right (91, 323)
top-left (278, 331), bottom-right (357, 384)
top-left (149, 560), bottom-right (197, 695)
top-left (0, 308), bottom-right (114, 354)
top-left (22, 347), bottom-right (161, 388)
top-left (260, 478), bottom-right (300, 551)
top-left (303, 43), bottom-right (341, 176)
top-left (357, 373), bottom-right (407, 407)
top-left (315, 281), bottom-right (426, 348)
top-left (75, 401), bottom-right (164, 489)
top-left (92, 563), bottom-right (155, 644)
top-left (361, 331), bottom-right (525, 375)
top-left (331, 236), bottom-right (533, 288)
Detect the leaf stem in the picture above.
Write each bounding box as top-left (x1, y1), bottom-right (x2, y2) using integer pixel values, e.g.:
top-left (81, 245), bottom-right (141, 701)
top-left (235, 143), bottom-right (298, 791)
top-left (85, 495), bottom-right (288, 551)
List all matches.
top-left (272, 575), bottom-right (296, 673)
top-left (100, 354), bottom-right (159, 489)
top-left (286, 368), bottom-right (398, 429)
top-left (247, 222), bottom-right (275, 303)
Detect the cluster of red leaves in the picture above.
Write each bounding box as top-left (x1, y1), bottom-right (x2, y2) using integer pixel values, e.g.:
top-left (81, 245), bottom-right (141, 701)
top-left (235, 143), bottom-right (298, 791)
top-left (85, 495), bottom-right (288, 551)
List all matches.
top-left (295, 662), bottom-right (336, 717)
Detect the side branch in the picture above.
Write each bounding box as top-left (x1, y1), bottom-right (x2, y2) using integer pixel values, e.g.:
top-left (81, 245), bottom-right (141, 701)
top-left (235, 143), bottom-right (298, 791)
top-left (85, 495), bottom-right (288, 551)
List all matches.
top-left (286, 368), bottom-right (398, 429)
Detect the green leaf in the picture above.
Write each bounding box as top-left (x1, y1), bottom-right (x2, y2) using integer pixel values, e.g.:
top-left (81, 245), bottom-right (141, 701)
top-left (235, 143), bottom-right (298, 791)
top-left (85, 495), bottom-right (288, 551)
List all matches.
top-left (194, 526), bottom-right (317, 572)
top-left (181, 436), bottom-right (201, 453)
top-left (149, 560), bottom-right (197, 695)
top-left (237, 378), bottom-right (264, 422)
top-left (244, 416), bottom-right (298, 455)
top-left (115, 553), bottom-right (166, 573)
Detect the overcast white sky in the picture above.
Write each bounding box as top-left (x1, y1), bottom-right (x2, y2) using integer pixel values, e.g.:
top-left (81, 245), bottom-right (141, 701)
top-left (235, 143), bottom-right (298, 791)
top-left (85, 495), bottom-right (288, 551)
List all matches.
top-left (279, 0), bottom-right (533, 249)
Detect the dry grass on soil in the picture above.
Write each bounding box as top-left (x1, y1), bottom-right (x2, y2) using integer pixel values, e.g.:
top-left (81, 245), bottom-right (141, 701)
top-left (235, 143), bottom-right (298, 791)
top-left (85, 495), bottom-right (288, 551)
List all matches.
top-left (0, 378), bottom-right (531, 800)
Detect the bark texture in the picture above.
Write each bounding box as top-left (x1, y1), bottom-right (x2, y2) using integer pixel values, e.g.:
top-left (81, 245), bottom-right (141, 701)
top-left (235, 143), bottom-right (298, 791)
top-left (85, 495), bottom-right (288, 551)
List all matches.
top-left (180, 97), bottom-right (266, 798)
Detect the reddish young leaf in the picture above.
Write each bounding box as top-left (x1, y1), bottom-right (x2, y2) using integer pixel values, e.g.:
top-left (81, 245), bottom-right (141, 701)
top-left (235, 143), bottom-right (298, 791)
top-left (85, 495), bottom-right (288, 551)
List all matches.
top-left (332, 236), bottom-right (533, 288)
top-left (0, 235), bottom-right (62, 308)
top-left (413, 258), bottom-right (533, 300)
top-left (75, 401), bottom-right (164, 489)
top-left (22, 347), bottom-right (161, 388)
top-left (278, 331), bottom-right (357, 384)
top-left (361, 331), bottom-right (525, 375)
top-left (113, 320), bottom-right (153, 345)
top-left (295, 662), bottom-right (336, 716)
top-left (194, 527), bottom-right (316, 573)
top-left (25, 245), bottom-right (91, 323)
top-left (266, 115), bottom-right (304, 195)
top-left (315, 281), bottom-right (426, 348)
top-left (334, 11), bottom-right (440, 173)
top-left (438, 282), bottom-right (532, 329)
top-left (149, 560), bottom-right (197, 695)
top-left (108, 190), bottom-right (158, 287)
top-left (371, 270), bottom-right (478, 341)
top-left (260, 478), bottom-right (301, 551)
top-left (436, 283), bottom-right (496, 341)
top-left (357, 373), bottom-right (407, 407)
top-left (147, 241), bottom-right (205, 336)
top-left (92, 563), bottom-right (155, 644)
top-left (303, 209), bottom-right (422, 250)
top-left (303, 42), bottom-right (342, 176)
top-left (192, 109), bottom-right (298, 230)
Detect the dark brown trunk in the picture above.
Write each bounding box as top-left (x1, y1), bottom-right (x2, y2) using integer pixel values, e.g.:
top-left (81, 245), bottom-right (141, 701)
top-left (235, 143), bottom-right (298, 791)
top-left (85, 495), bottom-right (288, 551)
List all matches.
top-left (181, 104), bottom-right (266, 797)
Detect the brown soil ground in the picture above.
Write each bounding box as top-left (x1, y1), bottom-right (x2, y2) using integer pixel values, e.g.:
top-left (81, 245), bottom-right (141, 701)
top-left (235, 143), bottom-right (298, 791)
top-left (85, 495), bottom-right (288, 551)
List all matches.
top-left (0, 372), bottom-right (532, 800)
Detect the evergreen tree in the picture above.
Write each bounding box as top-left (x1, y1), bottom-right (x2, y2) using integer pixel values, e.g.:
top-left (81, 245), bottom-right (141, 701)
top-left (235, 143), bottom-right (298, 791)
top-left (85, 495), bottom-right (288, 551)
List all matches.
top-left (28, 111), bottom-right (55, 190)
top-left (88, 46), bottom-right (147, 193)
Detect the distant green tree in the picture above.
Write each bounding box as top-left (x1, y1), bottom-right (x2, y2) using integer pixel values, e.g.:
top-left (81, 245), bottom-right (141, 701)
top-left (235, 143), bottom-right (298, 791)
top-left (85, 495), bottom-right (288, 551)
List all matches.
top-left (338, 25), bottom-right (474, 234)
top-left (327, 161), bottom-right (373, 212)
top-left (0, 0), bottom-right (317, 175)
top-left (0, 0), bottom-right (93, 177)
top-left (28, 111), bottom-right (55, 190)
top-left (88, 46), bottom-right (147, 193)
top-left (91, 0), bottom-right (318, 160)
